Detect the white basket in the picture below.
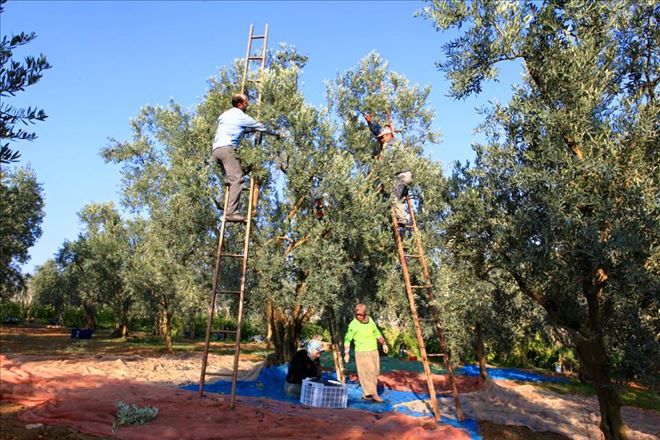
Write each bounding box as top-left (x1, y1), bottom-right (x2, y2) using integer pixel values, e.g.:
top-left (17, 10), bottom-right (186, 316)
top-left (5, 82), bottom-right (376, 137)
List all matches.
top-left (300, 379), bottom-right (348, 408)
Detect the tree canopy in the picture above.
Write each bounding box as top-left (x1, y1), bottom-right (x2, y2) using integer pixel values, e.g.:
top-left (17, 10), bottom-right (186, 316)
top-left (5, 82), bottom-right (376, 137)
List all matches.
top-left (421, 1), bottom-right (658, 438)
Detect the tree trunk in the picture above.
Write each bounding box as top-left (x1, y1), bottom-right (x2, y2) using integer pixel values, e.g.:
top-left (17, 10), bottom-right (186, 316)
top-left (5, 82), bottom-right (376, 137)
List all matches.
top-left (82, 303), bottom-right (96, 329)
top-left (575, 335), bottom-right (626, 439)
top-left (512, 267), bottom-right (627, 440)
top-left (473, 322), bottom-right (488, 381)
top-left (575, 268), bottom-right (627, 440)
top-left (161, 297), bottom-right (174, 353)
top-left (269, 303), bottom-right (311, 365)
top-left (110, 299), bottom-right (130, 338)
top-left (327, 308), bottom-right (345, 383)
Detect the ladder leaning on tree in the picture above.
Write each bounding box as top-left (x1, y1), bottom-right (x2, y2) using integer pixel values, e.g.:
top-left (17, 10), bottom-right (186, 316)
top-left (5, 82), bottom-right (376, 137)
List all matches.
top-left (391, 196), bottom-right (464, 422)
top-left (383, 107), bottom-right (463, 421)
top-left (198, 24), bottom-right (269, 409)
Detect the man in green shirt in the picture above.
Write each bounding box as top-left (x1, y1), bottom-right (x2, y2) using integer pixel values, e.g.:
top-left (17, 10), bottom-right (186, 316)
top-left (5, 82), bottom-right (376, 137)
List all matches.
top-left (343, 303), bottom-right (389, 402)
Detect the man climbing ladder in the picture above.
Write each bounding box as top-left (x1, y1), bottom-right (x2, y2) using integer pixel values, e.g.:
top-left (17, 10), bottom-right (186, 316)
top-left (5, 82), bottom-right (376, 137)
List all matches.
top-left (364, 113), bottom-right (413, 227)
top-left (199, 24), bottom-right (279, 409)
top-left (211, 93), bottom-right (285, 222)
top-left (364, 107), bottom-right (463, 422)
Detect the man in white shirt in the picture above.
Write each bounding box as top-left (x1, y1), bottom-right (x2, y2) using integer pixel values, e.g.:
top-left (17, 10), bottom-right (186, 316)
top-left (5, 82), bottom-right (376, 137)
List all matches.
top-left (211, 94), bottom-right (283, 221)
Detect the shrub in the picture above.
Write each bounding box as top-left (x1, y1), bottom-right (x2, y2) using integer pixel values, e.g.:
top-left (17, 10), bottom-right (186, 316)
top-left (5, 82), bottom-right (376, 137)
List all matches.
top-left (62, 308), bottom-right (85, 328)
top-left (0, 301), bottom-right (26, 322)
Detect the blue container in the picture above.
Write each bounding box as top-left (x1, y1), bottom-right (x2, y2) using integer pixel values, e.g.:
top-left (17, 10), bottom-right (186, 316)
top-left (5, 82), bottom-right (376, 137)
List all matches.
top-left (70, 328), bottom-right (93, 339)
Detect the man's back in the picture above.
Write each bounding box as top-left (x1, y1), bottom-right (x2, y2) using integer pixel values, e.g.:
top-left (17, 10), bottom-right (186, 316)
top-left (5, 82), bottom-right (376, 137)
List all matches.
top-left (212, 107), bottom-right (265, 149)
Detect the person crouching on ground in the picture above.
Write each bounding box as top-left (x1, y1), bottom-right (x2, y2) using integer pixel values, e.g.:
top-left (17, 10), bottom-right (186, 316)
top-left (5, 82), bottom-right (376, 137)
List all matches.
top-left (284, 339), bottom-right (324, 399)
top-left (343, 304), bottom-right (389, 402)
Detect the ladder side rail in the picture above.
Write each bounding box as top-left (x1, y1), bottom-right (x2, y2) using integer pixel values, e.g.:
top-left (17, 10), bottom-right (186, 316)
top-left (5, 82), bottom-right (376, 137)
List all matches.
top-left (200, 187), bottom-right (232, 397)
top-left (240, 24), bottom-right (254, 95)
top-left (392, 209), bottom-right (440, 422)
top-left (257, 24), bottom-right (269, 108)
top-left (228, 177), bottom-right (256, 408)
top-left (406, 196), bottom-right (464, 420)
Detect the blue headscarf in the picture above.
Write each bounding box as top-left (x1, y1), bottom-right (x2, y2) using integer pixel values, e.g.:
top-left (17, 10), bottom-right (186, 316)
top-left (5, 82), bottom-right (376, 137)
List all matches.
top-left (306, 339), bottom-right (324, 357)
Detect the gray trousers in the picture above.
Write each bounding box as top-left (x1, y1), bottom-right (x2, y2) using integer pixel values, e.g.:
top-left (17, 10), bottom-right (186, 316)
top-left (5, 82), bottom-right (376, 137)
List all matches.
top-left (212, 146), bottom-right (243, 216)
top-left (392, 171), bottom-right (412, 223)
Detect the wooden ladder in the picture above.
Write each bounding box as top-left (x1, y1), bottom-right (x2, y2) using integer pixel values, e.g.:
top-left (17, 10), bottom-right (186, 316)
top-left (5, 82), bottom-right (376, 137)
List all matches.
top-left (391, 195), bottom-right (463, 421)
top-left (199, 24), bottom-right (269, 409)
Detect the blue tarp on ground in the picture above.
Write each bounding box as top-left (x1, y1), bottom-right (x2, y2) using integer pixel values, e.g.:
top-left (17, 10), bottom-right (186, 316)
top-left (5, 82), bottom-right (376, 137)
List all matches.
top-left (182, 365), bottom-right (481, 439)
top-left (457, 365), bottom-right (570, 383)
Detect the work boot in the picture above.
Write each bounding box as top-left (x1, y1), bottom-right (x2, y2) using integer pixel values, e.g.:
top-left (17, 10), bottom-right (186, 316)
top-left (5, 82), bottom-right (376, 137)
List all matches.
top-left (225, 214), bottom-right (246, 223)
top-left (372, 395), bottom-right (384, 403)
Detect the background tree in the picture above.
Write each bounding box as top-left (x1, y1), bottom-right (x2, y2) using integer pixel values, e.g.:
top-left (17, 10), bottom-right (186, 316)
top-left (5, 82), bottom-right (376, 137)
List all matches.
top-left (0, 0), bottom-right (51, 165)
top-left (421, 1), bottom-right (659, 438)
top-left (102, 100), bottom-right (217, 352)
top-left (0, 166), bottom-right (44, 298)
top-left (30, 259), bottom-right (66, 321)
top-left (76, 203), bottom-right (133, 337)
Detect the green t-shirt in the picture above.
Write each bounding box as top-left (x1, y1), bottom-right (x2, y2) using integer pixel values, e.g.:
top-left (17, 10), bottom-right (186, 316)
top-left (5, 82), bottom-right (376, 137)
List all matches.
top-left (344, 317), bottom-right (382, 352)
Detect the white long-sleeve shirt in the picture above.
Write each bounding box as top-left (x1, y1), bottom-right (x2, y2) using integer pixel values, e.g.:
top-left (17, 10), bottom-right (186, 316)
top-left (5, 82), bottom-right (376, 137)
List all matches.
top-left (212, 107), bottom-right (275, 150)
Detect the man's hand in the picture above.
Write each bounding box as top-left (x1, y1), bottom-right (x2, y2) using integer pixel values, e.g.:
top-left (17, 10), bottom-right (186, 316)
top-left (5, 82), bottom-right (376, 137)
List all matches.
top-left (364, 113), bottom-right (372, 123)
top-left (344, 353), bottom-right (350, 363)
top-left (382, 344), bottom-right (389, 354)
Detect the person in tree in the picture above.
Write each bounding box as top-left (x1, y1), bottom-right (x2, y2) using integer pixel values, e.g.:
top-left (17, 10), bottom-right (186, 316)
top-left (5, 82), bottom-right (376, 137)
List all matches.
top-left (343, 303), bottom-right (389, 402)
top-left (284, 338), bottom-right (324, 398)
top-left (211, 93), bottom-right (285, 222)
top-left (364, 113), bottom-right (412, 227)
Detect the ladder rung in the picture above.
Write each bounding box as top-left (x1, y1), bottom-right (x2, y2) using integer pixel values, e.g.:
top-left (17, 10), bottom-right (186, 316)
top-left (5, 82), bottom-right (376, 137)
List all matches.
top-left (222, 253), bottom-right (245, 259)
top-left (248, 56), bottom-right (264, 61)
top-left (205, 371), bottom-right (234, 376)
top-left (411, 285), bottom-right (433, 289)
top-left (214, 329), bottom-right (238, 333)
top-left (217, 290), bottom-right (241, 295)
top-left (251, 35), bottom-right (265, 40)
top-left (247, 78), bottom-right (261, 82)
top-left (404, 254), bottom-right (421, 258)
top-left (427, 353), bottom-right (447, 357)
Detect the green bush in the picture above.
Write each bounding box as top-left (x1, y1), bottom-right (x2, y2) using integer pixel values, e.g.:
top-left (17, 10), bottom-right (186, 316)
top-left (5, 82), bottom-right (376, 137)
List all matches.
top-left (0, 301), bottom-right (27, 322)
top-left (62, 308), bottom-right (86, 328)
top-left (96, 308), bottom-right (116, 329)
top-left (31, 304), bottom-right (58, 323)
top-left (301, 322), bottom-right (330, 342)
top-left (391, 329), bottom-right (421, 359)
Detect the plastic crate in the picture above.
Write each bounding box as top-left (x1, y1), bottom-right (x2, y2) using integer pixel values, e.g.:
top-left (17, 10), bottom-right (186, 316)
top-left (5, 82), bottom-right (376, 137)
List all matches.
top-left (300, 379), bottom-right (348, 408)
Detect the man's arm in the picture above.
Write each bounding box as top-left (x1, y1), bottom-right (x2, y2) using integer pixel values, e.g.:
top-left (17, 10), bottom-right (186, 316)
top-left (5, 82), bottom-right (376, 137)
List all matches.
top-left (240, 113), bottom-right (283, 138)
top-left (364, 114), bottom-right (381, 138)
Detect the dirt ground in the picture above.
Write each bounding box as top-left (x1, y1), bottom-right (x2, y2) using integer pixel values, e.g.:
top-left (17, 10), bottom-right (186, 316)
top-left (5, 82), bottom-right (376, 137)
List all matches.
top-left (1, 325), bottom-right (656, 439)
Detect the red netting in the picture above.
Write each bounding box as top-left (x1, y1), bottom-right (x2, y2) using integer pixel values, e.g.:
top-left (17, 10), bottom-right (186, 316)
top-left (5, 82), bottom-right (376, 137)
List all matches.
top-left (1, 355), bottom-right (469, 439)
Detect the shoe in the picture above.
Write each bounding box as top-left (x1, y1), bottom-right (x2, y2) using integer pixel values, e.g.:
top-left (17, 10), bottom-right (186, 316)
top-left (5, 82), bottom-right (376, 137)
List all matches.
top-left (372, 395), bottom-right (384, 403)
top-left (361, 395), bottom-right (373, 401)
top-left (396, 218), bottom-right (409, 227)
top-left (225, 214), bottom-right (246, 223)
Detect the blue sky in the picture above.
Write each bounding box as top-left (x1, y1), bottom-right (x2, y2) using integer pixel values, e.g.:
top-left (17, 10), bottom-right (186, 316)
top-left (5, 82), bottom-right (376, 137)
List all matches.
top-left (2, 1), bottom-right (520, 274)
